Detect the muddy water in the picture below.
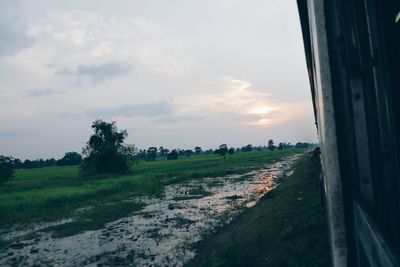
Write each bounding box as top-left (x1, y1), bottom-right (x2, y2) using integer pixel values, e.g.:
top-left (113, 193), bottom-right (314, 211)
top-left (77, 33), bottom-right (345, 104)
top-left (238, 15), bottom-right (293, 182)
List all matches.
top-left (0, 155), bottom-right (300, 267)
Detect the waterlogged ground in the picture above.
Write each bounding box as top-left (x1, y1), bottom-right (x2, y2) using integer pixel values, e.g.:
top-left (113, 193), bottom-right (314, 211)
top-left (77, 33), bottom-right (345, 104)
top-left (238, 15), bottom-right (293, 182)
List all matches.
top-left (0, 155), bottom-right (299, 267)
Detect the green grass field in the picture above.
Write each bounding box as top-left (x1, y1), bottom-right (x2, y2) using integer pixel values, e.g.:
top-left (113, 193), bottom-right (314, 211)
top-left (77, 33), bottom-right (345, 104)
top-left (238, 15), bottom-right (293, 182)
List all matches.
top-left (0, 149), bottom-right (303, 231)
top-left (186, 157), bottom-right (330, 267)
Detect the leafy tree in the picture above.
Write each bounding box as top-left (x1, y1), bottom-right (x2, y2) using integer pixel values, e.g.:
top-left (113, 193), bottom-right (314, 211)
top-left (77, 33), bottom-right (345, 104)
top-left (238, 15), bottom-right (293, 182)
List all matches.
top-left (295, 142), bottom-right (312, 149)
top-left (125, 144), bottom-right (139, 164)
top-left (13, 156), bottom-right (74, 169)
top-left (12, 158), bottom-right (23, 169)
top-left (194, 146), bottom-right (202, 155)
top-left (159, 146), bottom-right (169, 158)
top-left (184, 149), bottom-right (194, 157)
top-left (240, 144), bottom-right (253, 152)
top-left (178, 149), bottom-right (186, 157)
top-left (278, 142), bottom-right (284, 150)
top-left (204, 149), bottom-right (214, 155)
top-left (268, 139), bottom-right (276, 150)
top-left (57, 152), bottom-right (82, 166)
top-left (23, 159), bottom-right (35, 169)
top-left (0, 155), bottom-right (14, 184)
top-left (228, 147), bottom-right (235, 154)
top-left (280, 142), bottom-right (292, 149)
top-left (214, 144), bottom-right (228, 156)
top-left (45, 158), bottom-right (57, 167)
top-left (167, 149), bottom-right (178, 160)
top-left (146, 147), bottom-right (158, 161)
top-left (138, 149), bottom-right (146, 161)
top-left (80, 120), bottom-right (131, 175)
top-left (219, 144), bottom-right (228, 156)
top-left (162, 148), bottom-right (170, 157)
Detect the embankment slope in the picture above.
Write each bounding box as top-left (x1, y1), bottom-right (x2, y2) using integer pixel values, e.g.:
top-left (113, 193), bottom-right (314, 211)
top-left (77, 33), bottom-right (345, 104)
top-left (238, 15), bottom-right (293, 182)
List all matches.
top-left (187, 157), bottom-right (331, 267)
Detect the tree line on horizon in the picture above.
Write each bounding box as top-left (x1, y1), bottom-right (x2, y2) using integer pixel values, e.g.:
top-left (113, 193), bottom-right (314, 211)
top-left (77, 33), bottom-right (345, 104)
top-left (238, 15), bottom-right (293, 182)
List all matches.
top-left (2, 141), bottom-right (314, 171)
top-left (0, 119), bottom-right (316, 182)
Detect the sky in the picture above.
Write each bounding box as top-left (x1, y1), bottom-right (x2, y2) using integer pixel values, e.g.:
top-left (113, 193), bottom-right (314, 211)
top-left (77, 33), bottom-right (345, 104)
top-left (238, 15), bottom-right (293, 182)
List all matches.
top-left (0, 0), bottom-right (317, 160)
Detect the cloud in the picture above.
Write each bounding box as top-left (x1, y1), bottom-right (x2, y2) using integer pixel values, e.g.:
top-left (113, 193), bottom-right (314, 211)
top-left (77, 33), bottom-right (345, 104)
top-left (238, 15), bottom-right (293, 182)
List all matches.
top-left (64, 102), bottom-right (207, 124)
top-left (0, 0), bottom-right (34, 57)
top-left (58, 112), bottom-right (83, 120)
top-left (25, 88), bottom-right (64, 97)
top-left (155, 115), bottom-right (207, 123)
top-left (176, 76), bottom-right (311, 127)
top-left (28, 10), bottom-right (189, 75)
top-left (0, 129), bottom-right (36, 139)
top-left (57, 62), bottom-right (132, 82)
top-left (177, 76), bottom-right (274, 116)
top-left (88, 101), bottom-right (173, 118)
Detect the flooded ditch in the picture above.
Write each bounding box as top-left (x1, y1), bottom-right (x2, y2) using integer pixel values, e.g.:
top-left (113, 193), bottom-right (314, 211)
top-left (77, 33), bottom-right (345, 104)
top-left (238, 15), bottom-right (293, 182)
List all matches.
top-left (0, 155), bottom-right (300, 267)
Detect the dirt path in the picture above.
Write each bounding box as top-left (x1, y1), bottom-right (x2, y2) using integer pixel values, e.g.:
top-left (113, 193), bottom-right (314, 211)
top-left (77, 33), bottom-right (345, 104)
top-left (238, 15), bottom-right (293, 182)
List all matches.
top-left (0, 155), bottom-right (300, 267)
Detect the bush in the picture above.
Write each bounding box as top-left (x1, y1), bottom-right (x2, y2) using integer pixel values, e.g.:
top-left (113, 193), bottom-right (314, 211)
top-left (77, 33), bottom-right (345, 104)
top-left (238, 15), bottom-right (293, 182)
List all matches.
top-left (0, 156), bottom-right (14, 184)
top-left (57, 152), bottom-right (82, 166)
top-left (167, 150), bottom-right (178, 160)
top-left (80, 120), bottom-right (133, 175)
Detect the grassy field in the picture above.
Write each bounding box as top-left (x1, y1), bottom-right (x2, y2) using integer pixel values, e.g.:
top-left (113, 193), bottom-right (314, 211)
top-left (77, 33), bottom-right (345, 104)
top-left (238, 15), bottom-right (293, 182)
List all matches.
top-left (186, 157), bottom-right (331, 267)
top-left (0, 149), bottom-right (303, 233)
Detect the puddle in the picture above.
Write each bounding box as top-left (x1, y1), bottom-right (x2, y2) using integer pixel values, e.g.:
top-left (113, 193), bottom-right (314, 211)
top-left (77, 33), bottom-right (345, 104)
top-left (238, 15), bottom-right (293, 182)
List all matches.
top-left (0, 154), bottom-right (300, 267)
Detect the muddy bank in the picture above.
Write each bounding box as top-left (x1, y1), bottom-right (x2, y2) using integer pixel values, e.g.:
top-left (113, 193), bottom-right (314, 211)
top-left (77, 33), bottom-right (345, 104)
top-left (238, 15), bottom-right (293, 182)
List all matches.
top-left (0, 155), bottom-right (300, 267)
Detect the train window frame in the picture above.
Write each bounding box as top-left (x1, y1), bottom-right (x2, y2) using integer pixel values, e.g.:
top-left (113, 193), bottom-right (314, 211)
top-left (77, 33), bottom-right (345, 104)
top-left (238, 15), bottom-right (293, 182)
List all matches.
top-left (297, 0), bottom-right (400, 265)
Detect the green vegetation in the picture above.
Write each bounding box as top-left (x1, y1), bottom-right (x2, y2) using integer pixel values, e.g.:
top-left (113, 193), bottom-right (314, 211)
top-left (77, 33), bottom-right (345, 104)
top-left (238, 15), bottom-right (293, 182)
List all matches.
top-left (80, 119), bottom-right (134, 175)
top-left (0, 155), bottom-right (14, 184)
top-left (0, 149), bottom-right (302, 228)
top-left (57, 151), bottom-right (82, 166)
top-left (187, 157), bottom-right (330, 267)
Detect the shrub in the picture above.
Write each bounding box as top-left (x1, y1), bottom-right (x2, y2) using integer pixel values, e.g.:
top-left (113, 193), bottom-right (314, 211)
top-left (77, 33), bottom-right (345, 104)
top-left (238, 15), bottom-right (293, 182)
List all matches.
top-left (0, 156), bottom-right (14, 184)
top-left (80, 120), bottom-right (133, 175)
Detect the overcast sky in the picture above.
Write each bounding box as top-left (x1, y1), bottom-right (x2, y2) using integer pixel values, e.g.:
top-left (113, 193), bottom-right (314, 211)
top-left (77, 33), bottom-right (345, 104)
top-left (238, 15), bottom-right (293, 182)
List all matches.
top-left (0, 0), bottom-right (317, 160)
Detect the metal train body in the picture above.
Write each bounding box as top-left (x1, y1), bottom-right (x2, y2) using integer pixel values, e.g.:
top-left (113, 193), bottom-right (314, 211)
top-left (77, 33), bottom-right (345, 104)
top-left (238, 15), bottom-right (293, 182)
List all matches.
top-left (297, 0), bottom-right (400, 266)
